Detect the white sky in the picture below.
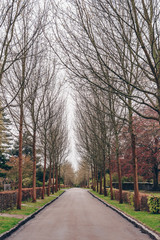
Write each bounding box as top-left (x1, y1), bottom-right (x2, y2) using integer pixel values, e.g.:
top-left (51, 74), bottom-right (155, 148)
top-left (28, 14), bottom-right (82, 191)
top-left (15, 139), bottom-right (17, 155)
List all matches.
top-left (41, 0), bottom-right (80, 171)
top-left (66, 86), bottom-right (80, 171)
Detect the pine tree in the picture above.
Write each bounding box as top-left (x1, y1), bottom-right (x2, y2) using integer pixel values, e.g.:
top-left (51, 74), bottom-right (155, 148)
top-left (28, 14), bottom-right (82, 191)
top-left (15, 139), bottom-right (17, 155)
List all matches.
top-left (10, 131), bottom-right (33, 157)
top-left (0, 109), bottom-right (12, 177)
top-left (0, 150), bottom-right (11, 177)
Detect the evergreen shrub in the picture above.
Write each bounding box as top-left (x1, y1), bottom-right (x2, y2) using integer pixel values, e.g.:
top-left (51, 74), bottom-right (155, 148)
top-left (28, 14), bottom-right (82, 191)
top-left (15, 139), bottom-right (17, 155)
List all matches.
top-left (148, 196), bottom-right (160, 214)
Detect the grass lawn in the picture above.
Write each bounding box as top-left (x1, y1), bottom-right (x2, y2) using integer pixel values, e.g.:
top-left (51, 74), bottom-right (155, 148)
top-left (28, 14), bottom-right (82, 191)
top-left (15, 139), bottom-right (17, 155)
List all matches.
top-left (0, 190), bottom-right (64, 235)
top-left (90, 190), bottom-right (160, 234)
top-left (0, 217), bottom-right (22, 234)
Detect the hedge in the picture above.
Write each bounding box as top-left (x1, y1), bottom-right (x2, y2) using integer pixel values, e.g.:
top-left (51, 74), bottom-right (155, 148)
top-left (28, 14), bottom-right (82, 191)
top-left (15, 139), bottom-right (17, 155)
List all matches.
top-left (148, 196), bottom-right (160, 213)
top-left (0, 191), bottom-right (17, 211)
top-left (106, 188), bottom-right (158, 213)
top-left (0, 187), bottom-right (50, 211)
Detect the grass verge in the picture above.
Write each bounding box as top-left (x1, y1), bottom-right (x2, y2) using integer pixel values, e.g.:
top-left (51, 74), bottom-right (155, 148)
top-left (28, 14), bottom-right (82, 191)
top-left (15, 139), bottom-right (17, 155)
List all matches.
top-left (0, 190), bottom-right (64, 234)
top-left (90, 190), bottom-right (160, 234)
top-left (0, 217), bottom-right (21, 234)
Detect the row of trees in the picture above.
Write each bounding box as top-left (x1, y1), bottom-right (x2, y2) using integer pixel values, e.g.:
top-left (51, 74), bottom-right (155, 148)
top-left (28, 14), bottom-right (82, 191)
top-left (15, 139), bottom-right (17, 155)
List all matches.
top-left (0, 0), bottom-right (70, 209)
top-left (1, 0), bottom-right (159, 212)
top-left (53, 0), bottom-right (160, 211)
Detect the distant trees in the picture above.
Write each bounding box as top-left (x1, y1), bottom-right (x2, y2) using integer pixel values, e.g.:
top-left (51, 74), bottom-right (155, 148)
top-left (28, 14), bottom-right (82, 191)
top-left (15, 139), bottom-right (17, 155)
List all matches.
top-left (61, 161), bottom-right (75, 187)
top-left (40, 93), bottom-right (68, 197)
top-left (75, 160), bottom-right (90, 188)
top-left (75, 87), bottom-right (107, 192)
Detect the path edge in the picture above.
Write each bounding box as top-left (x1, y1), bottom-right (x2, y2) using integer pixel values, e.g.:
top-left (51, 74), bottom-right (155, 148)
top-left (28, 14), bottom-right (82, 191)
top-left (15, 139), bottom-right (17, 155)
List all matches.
top-left (88, 191), bottom-right (160, 240)
top-left (0, 191), bottom-right (65, 240)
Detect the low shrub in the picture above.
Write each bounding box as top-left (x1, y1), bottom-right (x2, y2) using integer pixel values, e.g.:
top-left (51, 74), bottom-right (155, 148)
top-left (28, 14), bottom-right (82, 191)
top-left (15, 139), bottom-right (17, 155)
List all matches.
top-left (128, 192), bottom-right (134, 207)
top-left (140, 194), bottom-right (149, 212)
top-left (22, 178), bottom-right (32, 188)
top-left (122, 191), bottom-right (129, 203)
top-left (106, 188), bottom-right (150, 212)
top-left (0, 187), bottom-right (49, 211)
top-left (21, 188), bottom-right (32, 201)
top-left (148, 196), bottom-right (160, 214)
top-left (36, 180), bottom-right (43, 187)
top-left (0, 191), bottom-right (17, 211)
top-left (107, 188), bottom-right (111, 197)
top-left (114, 189), bottom-right (119, 201)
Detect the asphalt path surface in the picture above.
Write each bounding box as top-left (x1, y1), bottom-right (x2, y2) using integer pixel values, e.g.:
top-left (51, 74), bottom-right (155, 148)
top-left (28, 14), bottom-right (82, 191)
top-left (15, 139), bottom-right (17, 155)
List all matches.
top-left (6, 188), bottom-right (152, 240)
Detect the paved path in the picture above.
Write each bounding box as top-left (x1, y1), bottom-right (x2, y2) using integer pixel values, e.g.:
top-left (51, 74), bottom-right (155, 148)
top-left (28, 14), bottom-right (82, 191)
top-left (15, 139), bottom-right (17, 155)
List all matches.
top-left (0, 213), bottom-right (26, 219)
top-left (6, 188), bottom-right (151, 240)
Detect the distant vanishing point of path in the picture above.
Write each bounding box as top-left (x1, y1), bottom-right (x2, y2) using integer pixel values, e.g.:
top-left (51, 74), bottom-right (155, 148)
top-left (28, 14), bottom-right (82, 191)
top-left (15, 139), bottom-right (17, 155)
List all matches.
top-left (6, 188), bottom-right (151, 240)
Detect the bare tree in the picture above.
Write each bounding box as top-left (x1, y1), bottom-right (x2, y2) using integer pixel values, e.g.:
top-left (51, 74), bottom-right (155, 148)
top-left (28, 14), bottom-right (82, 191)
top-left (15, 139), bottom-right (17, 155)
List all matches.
top-left (0, 0), bottom-right (27, 84)
top-left (61, 161), bottom-right (75, 187)
top-left (52, 0), bottom-right (153, 210)
top-left (24, 47), bottom-right (52, 202)
top-left (46, 96), bottom-right (68, 195)
top-left (2, 0), bottom-right (48, 209)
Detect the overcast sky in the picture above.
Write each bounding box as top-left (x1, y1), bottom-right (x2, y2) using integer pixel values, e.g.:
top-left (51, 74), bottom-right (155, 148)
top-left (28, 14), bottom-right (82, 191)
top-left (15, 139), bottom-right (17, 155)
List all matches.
top-left (66, 85), bottom-right (80, 171)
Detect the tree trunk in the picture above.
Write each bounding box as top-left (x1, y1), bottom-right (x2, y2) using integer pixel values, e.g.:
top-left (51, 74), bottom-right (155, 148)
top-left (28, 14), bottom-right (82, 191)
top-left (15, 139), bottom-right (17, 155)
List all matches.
top-left (87, 168), bottom-right (89, 188)
top-left (55, 164), bottom-right (58, 192)
top-left (58, 166), bottom-right (60, 191)
top-left (153, 139), bottom-right (159, 191)
top-left (128, 103), bottom-right (140, 211)
top-left (100, 169), bottom-right (102, 194)
top-left (108, 145), bottom-right (113, 200)
top-left (109, 159), bottom-right (113, 200)
top-left (115, 134), bottom-right (123, 203)
top-left (103, 157), bottom-right (107, 196)
top-left (42, 144), bottom-right (47, 199)
top-left (32, 130), bottom-right (36, 202)
top-left (52, 161), bottom-right (55, 194)
top-left (96, 167), bottom-right (99, 193)
top-left (153, 162), bottom-right (159, 191)
top-left (17, 104), bottom-right (23, 209)
top-left (47, 158), bottom-right (52, 196)
top-left (91, 164), bottom-right (94, 189)
top-left (93, 164), bottom-right (96, 191)
top-left (131, 132), bottom-right (140, 210)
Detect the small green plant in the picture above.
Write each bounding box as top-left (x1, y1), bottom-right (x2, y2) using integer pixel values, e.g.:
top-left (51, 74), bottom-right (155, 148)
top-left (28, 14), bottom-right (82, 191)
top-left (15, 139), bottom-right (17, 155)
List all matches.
top-left (36, 180), bottom-right (43, 187)
top-left (107, 188), bottom-right (111, 197)
top-left (128, 192), bottom-right (134, 207)
top-left (105, 174), bottom-right (110, 186)
top-left (22, 177), bottom-right (32, 188)
top-left (148, 196), bottom-right (160, 214)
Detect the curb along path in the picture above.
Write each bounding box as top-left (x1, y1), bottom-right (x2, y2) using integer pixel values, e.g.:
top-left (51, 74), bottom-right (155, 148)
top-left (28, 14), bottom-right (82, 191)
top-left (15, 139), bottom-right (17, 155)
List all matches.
top-left (88, 191), bottom-right (160, 240)
top-left (0, 191), bottom-right (65, 240)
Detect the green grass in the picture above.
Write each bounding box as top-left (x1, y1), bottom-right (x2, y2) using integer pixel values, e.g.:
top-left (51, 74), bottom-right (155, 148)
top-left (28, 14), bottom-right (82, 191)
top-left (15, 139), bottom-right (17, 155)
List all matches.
top-left (90, 190), bottom-right (160, 234)
top-left (0, 217), bottom-right (22, 234)
top-left (0, 190), bottom-right (64, 235)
